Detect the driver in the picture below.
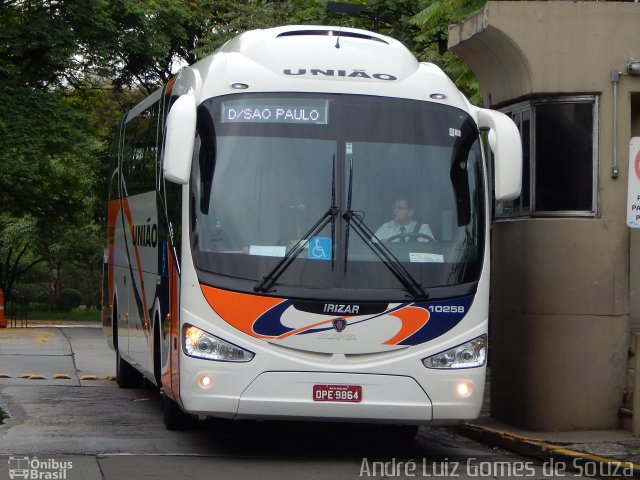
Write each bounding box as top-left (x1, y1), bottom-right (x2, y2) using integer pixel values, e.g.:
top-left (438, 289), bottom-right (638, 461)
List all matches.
top-left (373, 196), bottom-right (434, 243)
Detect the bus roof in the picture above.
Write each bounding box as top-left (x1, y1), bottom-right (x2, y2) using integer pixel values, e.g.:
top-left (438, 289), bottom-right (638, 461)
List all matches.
top-left (173, 25), bottom-right (472, 112)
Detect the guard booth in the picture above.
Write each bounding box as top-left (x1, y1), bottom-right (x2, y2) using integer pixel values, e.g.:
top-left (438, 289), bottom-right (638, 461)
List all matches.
top-left (449, 1), bottom-right (640, 432)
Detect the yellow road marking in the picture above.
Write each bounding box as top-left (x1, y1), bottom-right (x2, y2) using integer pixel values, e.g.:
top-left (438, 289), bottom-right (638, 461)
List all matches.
top-left (36, 332), bottom-right (53, 344)
top-left (0, 330), bottom-right (55, 344)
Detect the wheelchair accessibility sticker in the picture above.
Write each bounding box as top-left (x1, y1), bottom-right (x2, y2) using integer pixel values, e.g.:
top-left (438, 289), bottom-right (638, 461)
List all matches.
top-left (308, 237), bottom-right (331, 260)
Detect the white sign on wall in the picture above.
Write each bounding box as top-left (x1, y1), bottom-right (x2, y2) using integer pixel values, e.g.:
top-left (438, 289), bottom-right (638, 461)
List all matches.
top-left (627, 138), bottom-right (640, 227)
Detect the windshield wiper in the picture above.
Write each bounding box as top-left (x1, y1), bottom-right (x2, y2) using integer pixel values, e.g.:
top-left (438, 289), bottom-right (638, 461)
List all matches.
top-left (342, 158), bottom-right (428, 301)
top-left (343, 157), bottom-right (354, 273)
top-left (330, 154), bottom-right (337, 271)
top-left (254, 156), bottom-right (338, 293)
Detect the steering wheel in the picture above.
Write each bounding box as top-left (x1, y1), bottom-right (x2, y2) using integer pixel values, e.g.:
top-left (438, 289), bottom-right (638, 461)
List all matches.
top-left (384, 232), bottom-right (438, 243)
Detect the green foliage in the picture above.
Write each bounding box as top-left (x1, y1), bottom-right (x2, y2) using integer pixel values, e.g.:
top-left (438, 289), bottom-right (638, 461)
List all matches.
top-left (0, 0), bottom-right (115, 89)
top-left (25, 304), bottom-right (101, 322)
top-left (55, 288), bottom-right (84, 312)
top-left (0, 0), bottom-right (110, 306)
top-left (14, 283), bottom-right (48, 304)
top-left (106, 0), bottom-right (202, 92)
top-left (408, 0), bottom-right (486, 104)
top-left (0, 214), bottom-right (42, 300)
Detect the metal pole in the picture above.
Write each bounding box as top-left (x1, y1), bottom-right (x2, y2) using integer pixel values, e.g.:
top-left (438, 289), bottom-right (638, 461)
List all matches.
top-left (612, 70), bottom-right (621, 178)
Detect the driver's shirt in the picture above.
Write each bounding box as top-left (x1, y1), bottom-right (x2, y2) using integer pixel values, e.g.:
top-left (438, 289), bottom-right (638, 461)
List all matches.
top-left (373, 220), bottom-right (434, 242)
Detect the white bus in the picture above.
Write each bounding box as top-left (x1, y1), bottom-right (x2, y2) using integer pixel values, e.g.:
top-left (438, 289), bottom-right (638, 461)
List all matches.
top-left (103, 25), bottom-right (521, 432)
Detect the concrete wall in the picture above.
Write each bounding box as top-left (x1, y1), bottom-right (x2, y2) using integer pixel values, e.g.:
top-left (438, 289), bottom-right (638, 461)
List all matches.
top-left (449, 2), bottom-right (640, 106)
top-left (490, 220), bottom-right (629, 430)
top-left (449, 2), bottom-right (640, 430)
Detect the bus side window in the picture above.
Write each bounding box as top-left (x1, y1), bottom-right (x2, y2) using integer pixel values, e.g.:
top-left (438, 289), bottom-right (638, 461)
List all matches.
top-left (197, 106), bottom-right (216, 215)
top-left (122, 104), bottom-right (160, 196)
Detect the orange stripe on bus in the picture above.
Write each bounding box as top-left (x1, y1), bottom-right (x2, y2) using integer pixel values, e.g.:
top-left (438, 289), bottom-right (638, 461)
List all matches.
top-left (383, 306), bottom-right (430, 345)
top-left (105, 199), bottom-right (120, 326)
top-left (200, 285), bottom-right (284, 338)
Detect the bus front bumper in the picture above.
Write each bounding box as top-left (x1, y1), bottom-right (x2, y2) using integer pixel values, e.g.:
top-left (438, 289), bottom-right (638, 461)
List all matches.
top-left (182, 371), bottom-right (433, 424)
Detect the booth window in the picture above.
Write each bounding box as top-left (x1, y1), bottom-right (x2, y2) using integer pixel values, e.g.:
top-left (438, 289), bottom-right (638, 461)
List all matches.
top-left (495, 95), bottom-right (598, 218)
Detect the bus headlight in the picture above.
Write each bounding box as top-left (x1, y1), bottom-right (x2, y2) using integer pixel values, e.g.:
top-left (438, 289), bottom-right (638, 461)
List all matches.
top-left (422, 335), bottom-right (486, 369)
top-left (183, 324), bottom-right (254, 362)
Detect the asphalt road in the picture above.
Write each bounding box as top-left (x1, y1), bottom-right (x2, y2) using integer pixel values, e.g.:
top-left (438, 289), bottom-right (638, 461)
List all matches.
top-left (0, 326), bottom-right (591, 480)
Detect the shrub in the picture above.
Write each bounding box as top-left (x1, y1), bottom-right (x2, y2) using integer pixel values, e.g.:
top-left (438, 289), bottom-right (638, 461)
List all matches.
top-left (14, 283), bottom-right (48, 304)
top-left (55, 288), bottom-right (84, 312)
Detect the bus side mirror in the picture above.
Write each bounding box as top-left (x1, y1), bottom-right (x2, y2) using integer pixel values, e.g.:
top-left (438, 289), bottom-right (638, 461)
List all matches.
top-left (477, 108), bottom-right (522, 201)
top-left (163, 94), bottom-right (197, 184)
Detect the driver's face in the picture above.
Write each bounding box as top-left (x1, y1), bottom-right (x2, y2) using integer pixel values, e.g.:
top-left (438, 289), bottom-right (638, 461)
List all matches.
top-left (392, 200), bottom-right (413, 225)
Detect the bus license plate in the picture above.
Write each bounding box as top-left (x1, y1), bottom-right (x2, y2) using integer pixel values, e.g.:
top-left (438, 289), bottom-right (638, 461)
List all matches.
top-left (313, 384), bottom-right (362, 403)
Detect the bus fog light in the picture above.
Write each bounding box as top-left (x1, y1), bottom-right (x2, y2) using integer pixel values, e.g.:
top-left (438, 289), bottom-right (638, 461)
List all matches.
top-left (198, 374), bottom-right (214, 389)
top-left (422, 335), bottom-right (486, 369)
top-left (183, 324), bottom-right (254, 362)
top-left (457, 382), bottom-right (472, 397)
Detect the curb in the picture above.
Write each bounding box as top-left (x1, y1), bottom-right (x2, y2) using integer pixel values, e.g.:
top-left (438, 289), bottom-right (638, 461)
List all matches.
top-left (0, 374), bottom-right (115, 381)
top-left (457, 423), bottom-right (640, 478)
top-left (1, 321), bottom-right (101, 328)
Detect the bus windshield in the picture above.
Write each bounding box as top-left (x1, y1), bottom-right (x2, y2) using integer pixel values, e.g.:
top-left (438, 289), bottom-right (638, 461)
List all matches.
top-left (190, 93), bottom-right (485, 301)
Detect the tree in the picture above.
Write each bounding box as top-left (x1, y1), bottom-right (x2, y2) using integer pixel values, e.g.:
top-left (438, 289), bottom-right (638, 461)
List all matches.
top-left (0, 215), bottom-right (42, 300)
top-left (0, 1), bottom-right (111, 304)
top-left (408, 0), bottom-right (485, 104)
